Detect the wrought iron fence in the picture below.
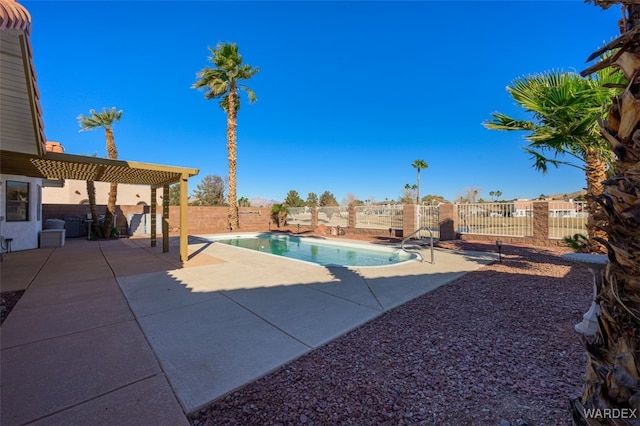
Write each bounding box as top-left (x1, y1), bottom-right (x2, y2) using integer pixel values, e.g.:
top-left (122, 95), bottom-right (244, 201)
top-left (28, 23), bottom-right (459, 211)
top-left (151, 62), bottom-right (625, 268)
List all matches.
top-left (548, 200), bottom-right (588, 239)
top-left (287, 201), bottom-right (586, 241)
top-left (419, 205), bottom-right (440, 239)
top-left (317, 206), bottom-right (348, 227)
top-left (457, 202), bottom-right (533, 237)
top-left (354, 204), bottom-right (403, 229)
top-left (286, 207), bottom-right (312, 226)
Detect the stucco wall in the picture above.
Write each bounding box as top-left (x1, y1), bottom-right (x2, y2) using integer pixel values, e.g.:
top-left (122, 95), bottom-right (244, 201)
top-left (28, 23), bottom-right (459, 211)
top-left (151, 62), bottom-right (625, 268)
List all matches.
top-left (43, 180), bottom-right (164, 206)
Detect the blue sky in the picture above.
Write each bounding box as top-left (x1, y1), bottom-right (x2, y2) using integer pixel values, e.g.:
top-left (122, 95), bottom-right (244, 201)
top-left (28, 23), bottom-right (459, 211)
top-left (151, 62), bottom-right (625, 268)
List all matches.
top-left (25, 1), bottom-right (620, 204)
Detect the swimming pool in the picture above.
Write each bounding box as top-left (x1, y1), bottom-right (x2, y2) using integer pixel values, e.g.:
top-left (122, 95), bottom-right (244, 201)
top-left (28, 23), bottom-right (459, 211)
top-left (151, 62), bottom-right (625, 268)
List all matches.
top-left (207, 233), bottom-right (417, 267)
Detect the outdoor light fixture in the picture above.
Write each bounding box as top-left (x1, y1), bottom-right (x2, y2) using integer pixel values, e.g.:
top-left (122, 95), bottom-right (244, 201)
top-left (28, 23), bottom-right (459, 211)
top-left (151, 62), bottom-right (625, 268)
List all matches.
top-left (268, 221), bottom-right (271, 230)
top-left (496, 239), bottom-right (503, 263)
top-left (1, 237), bottom-right (13, 253)
top-left (297, 223), bottom-right (301, 233)
top-left (388, 227), bottom-right (393, 238)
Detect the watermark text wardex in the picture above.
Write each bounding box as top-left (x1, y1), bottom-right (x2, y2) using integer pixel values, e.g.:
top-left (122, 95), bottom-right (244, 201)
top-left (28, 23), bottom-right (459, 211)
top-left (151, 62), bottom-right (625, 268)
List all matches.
top-left (583, 408), bottom-right (638, 420)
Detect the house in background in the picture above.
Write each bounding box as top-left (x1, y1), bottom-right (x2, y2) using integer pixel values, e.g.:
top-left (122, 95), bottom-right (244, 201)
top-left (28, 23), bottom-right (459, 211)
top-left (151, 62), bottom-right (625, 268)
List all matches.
top-left (513, 199), bottom-right (534, 218)
top-left (548, 199), bottom-right (587, 218)
top-left (0, 0), bottom-right (198, 261)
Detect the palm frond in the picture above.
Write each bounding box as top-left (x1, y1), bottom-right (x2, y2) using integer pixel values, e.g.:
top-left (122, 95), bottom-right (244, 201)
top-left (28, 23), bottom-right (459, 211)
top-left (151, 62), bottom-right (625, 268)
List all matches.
top-left (523, 147), bottom-right (585, 173)
top-left (487, 68), bottom-right (622, 173)
top-left (483, 112), bottom-right (535, 131)
top-left (192, 42), bottom-right (259, 112)
top-left (411, 159), bottom-right (428, 170)
top-left (239, 85), bottom-right (257, 103)
top-left (77, 107), bottom-right (122, 132)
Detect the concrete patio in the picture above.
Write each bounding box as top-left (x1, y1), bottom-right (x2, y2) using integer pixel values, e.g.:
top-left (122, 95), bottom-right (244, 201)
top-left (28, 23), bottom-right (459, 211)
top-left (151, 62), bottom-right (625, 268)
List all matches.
top-left (0, 235), bottom-right (495, 425)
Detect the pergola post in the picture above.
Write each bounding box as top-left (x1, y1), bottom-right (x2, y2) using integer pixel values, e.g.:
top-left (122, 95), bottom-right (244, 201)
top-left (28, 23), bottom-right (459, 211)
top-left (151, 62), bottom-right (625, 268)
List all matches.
top-left (162, 184), bottom-right (169, 253)
top-left (180, 175), bottom-right (189, 262)
top-left (150, 187), bottom-right (157, 247)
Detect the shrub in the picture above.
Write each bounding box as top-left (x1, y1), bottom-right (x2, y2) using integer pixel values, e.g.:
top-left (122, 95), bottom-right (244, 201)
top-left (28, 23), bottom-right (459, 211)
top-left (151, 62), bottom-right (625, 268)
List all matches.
top-left (563, 233), bottom-right (588, 252)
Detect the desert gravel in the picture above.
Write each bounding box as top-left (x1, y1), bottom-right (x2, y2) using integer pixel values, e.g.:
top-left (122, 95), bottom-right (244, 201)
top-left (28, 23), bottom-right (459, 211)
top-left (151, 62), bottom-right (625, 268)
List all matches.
top-left (190, 241), bottom-right (592, 426)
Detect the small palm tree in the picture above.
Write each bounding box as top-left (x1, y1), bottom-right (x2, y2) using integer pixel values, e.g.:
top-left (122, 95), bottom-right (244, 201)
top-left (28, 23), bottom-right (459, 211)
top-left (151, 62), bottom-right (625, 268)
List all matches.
top-left (271, 203), bottom-right (287, 228)
top-left (402, 184), bottom-right (417, 204)
top-left (411, 159), bottom-right (428, 204)
top-left (192, 42), bottom-right (259, 230)
top-left (485, 69), bottom-right (624, 252)
top-left (78, 107), bottom-right (122, 237)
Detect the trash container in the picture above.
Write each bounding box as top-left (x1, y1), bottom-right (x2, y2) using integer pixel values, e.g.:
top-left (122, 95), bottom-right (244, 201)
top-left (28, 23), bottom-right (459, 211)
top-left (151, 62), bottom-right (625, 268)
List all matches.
top-left (45, 218), bottom-right (65, 230)
top-left (63, 215), bottom-right (83, 238)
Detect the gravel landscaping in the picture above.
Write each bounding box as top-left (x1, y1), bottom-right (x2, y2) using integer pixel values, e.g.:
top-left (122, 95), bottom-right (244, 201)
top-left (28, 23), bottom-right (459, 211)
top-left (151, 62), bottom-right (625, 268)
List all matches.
top-left (0, 239), bottom-right (591, 424)
top-left (190, 241), bottom-right (591, 426)
top-left (0, 290), bottom-right (24, 325)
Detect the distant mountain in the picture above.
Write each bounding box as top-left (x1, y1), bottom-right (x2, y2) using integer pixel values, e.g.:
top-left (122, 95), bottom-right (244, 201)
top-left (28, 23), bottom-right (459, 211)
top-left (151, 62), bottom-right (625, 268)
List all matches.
top-left (249, 197), bottom-right (280, 207)
top-left (546, 189), bottom-right (587, 200)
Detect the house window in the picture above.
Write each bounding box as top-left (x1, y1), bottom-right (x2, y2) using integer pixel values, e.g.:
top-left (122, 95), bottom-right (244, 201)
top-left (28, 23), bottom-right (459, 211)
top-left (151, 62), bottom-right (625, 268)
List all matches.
top-left (6, 181), bottom-right (29, 221)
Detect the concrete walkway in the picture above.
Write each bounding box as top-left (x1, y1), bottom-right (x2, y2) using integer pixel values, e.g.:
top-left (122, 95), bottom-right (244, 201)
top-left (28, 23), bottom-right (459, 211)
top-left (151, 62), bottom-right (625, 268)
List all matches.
top-left (0, 236), bottom-right (495, 424)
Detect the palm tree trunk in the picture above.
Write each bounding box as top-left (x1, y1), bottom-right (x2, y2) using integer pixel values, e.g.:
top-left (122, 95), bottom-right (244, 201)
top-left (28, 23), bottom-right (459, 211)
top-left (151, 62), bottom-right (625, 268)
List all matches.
top-left (102, 182), bottom-right (118, 237)
top-left (572, 3), bottom-right (640, 420)
top-left (86, 180), bottom-right (102, 239)
top-left (416, 170), bottom-right (421, 205)
top-left (227, 88), bottom-right (239, 230)
top-left (103, 128), bottom-right (119, 237)
top-left (105, 128), bottom-right (118, 160)
top-left (584, 148), bottom-right (608, 253)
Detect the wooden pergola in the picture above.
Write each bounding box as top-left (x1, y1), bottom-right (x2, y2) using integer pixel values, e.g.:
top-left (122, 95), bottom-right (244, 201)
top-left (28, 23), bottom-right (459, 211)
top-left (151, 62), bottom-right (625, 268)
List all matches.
top-left (1, 149), bottom-right (199, 262)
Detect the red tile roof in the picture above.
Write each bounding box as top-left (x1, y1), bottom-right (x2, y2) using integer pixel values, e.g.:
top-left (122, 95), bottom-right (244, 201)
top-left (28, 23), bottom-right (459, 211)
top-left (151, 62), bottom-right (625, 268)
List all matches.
top-left (0, 0), bottom-right (31, 33)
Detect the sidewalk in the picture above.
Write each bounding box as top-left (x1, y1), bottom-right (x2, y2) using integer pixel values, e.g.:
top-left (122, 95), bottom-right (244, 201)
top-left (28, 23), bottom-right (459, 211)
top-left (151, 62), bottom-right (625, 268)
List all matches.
top-left (0, 236), bottom-right (495, 424)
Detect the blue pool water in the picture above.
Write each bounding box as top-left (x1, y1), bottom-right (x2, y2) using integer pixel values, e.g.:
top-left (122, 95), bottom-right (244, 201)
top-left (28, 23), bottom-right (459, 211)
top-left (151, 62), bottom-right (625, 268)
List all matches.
top-left (209, 234), bottom-right (416, 267)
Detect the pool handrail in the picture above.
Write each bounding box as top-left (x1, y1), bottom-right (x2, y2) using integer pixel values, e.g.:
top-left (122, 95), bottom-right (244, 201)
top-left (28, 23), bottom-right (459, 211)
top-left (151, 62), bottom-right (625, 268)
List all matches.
top-left (401, 226), bottom-right (434, 264)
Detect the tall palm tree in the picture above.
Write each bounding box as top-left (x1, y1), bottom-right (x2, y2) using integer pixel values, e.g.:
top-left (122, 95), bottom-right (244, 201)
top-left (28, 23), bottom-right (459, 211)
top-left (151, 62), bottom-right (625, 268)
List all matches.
top-left (411, 159), bottom-right (428, 204)
top-left (485, 70), bottom-right (624, 253)
top-left (192, 42), bottom-right (259, 230)
top-left (78, 107), bottom-right (122, 237)
top-left (570, 1), bottom-right (640, 420)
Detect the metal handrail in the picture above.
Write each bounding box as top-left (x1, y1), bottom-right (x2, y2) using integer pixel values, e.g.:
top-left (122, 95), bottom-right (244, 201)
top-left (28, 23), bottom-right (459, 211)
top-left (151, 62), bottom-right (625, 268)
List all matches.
top-left (401, 226), bottom-right (434, 264)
